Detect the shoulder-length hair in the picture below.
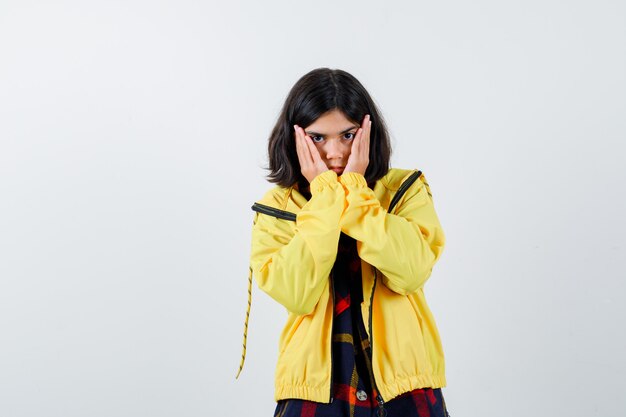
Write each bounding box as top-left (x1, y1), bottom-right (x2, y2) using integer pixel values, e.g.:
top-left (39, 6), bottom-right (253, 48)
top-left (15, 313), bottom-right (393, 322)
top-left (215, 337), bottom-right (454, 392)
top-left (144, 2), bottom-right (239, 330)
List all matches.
top-left (265, 68), bottom-right (392, 189)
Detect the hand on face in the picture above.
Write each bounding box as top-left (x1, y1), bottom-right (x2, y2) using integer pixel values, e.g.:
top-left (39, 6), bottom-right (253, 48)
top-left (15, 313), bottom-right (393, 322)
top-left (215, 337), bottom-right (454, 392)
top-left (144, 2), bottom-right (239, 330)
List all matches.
top-left (294, 124), bottom-right (329, 184)
top-left (343, 114), bottom-right (371, 176)
top-left (294, 113), bottom-right (371, 184)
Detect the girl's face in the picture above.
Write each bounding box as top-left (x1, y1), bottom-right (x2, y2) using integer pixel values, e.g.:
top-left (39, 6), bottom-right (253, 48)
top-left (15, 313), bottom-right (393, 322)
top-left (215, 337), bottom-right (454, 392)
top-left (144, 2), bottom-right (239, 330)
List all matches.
top-left (303, 109), bottom-right (359, 175)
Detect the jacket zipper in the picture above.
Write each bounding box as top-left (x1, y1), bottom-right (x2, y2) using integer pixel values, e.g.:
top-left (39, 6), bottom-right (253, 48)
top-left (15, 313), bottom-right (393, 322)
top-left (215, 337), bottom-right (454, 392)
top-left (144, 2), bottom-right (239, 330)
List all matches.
top-left (251, 202), bottom-right (297, 222)
top-left (329, 271), bottom-right (335, 403)
top-left (368, 266), bottom-right (386, 417)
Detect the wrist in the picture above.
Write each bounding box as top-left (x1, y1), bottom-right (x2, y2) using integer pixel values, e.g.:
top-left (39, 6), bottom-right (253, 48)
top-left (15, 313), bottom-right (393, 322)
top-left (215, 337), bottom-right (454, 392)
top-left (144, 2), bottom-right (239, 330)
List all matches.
top-left (310, 169), bottom-right (338, 194)
top-left (339, 171), bottom-right (367, 187)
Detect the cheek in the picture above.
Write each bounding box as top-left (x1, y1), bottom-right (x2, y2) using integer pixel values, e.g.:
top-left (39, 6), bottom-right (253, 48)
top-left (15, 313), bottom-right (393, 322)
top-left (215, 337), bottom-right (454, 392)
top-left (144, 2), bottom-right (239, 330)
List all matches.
top-left (343, 142), bottom-right (353, 158)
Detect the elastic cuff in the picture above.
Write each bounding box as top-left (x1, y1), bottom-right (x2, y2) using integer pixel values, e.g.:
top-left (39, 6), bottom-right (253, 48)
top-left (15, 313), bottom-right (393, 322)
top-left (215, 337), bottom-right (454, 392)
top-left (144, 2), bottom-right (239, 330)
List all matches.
top-left (339, 172), bottom-right (367, 187)
top-left (310, 169), bottom-right (338, 194)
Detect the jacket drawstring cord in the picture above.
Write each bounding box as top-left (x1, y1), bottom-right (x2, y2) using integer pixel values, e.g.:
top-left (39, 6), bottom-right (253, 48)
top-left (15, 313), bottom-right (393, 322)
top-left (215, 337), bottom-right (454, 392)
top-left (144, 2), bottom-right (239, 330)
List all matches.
top-left (235, 265), bottom-right (253, 379)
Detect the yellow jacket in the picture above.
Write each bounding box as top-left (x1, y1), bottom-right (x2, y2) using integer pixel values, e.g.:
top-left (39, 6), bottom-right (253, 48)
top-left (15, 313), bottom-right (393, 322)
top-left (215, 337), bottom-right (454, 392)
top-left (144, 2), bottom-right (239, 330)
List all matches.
top-left (237, 168), bottom-right (447, 404)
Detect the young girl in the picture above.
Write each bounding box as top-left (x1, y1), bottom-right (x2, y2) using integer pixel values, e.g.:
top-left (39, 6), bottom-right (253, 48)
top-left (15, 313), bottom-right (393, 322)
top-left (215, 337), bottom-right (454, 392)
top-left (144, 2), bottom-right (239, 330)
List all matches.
top-left (236, 68), bottom-right (450, 417)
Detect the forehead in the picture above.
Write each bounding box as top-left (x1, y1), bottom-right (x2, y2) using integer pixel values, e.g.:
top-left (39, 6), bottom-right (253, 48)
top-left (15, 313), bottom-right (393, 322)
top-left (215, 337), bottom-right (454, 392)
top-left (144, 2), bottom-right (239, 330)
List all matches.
top-left (305, 109), bottom-right (359, 134)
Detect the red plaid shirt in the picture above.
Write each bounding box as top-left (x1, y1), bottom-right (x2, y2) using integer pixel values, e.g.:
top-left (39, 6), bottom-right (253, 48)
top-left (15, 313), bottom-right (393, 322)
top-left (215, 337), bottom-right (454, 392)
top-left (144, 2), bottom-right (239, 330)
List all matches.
top-left (273, 232), bottom-right (451, 417)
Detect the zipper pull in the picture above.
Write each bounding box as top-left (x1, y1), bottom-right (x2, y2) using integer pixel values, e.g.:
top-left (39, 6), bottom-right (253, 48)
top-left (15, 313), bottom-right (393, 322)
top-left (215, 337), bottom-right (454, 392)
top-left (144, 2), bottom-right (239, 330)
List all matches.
top-left (376, 395), bottom-right (386, 417)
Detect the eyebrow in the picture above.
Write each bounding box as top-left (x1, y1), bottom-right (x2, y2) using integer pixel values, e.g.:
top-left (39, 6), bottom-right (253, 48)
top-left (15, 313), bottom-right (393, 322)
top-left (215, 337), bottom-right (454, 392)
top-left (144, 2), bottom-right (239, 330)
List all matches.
top-left (304, 126), bottom-right (358, 136)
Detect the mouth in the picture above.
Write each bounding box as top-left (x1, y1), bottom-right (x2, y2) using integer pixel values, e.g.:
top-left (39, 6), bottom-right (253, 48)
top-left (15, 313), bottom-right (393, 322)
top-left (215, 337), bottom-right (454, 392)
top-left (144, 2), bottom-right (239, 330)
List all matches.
top-left (330, 167), bottom-right (344, 174)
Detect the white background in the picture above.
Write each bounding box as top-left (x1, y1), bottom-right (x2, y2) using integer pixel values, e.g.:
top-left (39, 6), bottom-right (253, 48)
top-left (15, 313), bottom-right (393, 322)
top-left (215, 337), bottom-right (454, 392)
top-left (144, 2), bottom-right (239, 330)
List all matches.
top-left (1, 1), bottom-right (624, 416)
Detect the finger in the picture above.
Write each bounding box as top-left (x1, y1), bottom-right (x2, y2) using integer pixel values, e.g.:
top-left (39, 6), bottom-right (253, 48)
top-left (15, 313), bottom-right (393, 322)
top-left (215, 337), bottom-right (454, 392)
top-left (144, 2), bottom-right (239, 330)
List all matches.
top-left (352, 127), bottom-right (363, 154)
top-left (294, 125), bottom-right (312, 168)
top-left (360, 114), bottom-right (369, 132)
top-left (358, 115), bottom-right (370, 152)
top-left (301, 130), bottom-right (317, 166)
top-left (303, 134), bottom-right (324, 166)
top-left (294, 125), bottom-right (306, 168)
top-left (345, 134), bottom-right (361, 174)
top-left (364, 119), bottom-right (371, 157)
top-left (356, 115), bottom-right (369, 152)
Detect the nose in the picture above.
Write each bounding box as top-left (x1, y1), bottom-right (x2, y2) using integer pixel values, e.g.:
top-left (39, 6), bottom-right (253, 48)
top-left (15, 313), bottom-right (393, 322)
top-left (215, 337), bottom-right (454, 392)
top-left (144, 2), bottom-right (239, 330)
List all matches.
top-left (324, 139), bottom-right (344, 160)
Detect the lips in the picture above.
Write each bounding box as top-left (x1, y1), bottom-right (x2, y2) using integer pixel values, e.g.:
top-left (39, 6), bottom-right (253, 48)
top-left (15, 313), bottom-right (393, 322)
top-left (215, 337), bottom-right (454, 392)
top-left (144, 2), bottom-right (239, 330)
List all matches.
top-left (330, 167), bottom-right (344, 173)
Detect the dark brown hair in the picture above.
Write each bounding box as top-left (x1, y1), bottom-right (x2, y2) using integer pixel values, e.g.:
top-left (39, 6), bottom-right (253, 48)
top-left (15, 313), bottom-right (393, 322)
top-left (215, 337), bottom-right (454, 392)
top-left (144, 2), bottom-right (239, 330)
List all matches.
top-left (265, 68), bottom-right (392, 189)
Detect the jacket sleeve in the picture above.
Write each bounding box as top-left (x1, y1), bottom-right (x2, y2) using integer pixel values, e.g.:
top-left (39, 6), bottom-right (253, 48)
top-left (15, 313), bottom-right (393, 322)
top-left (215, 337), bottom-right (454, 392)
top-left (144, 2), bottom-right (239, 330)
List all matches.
top-left (338, 171), bottom-right (445, 295)
top-left (250, 169), bottom-right (345, 315)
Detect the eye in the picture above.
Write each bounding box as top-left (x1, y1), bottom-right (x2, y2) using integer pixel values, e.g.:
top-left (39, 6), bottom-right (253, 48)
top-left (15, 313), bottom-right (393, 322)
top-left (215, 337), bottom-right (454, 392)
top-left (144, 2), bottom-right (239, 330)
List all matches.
top-left (343, 132), bottom-right (355, 140)
top-left (310, 135), bottom-right (324, 143)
